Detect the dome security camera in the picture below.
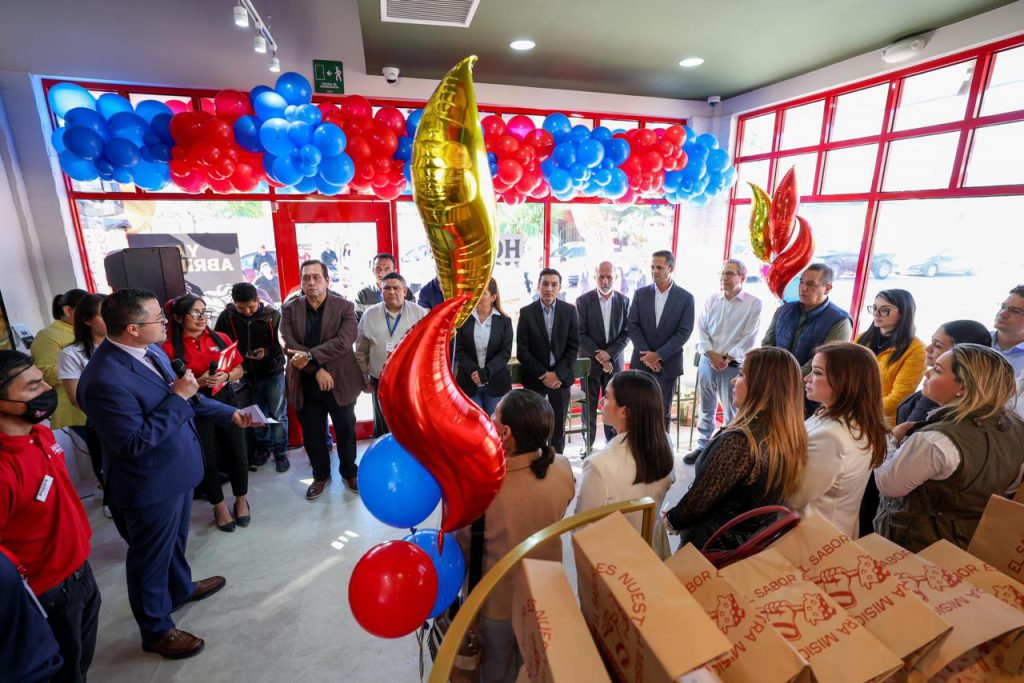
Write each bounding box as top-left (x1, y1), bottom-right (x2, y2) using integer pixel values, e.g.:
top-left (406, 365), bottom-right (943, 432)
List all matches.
top-left (382, 67), bottom-right (400, 85)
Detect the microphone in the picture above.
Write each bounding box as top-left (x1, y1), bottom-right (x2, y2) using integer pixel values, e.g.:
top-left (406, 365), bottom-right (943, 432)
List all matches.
top-left (170, 359), bottom-right (187, 378)
top-left (209, 361), bottom-right (219, 377)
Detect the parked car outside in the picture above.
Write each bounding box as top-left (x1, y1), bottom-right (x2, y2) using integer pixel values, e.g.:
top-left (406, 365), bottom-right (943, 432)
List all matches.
top-left (897, 248), bottom-right (976, 277)
top-left (818, 250), bottom-right (895, 280)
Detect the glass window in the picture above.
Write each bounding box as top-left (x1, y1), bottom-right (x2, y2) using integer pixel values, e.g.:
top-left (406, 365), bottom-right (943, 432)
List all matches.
top-left (981, 44), bottom-right (1024, 116)
top-left (734, 160), bottom-right (770, 199)
top-left (740, 113), bottom-right (775, 157)
top-left (493, 203), bottom-right (545, 336)
top-left (830, 84), bottom-right (889, 141)
top-left (965, 121), bottom-right (1024, 187)
top-left (822, 144), bottom-right (878, 194)
top-left (772, 153), bottom-right (817, 195)
top-left (295, 222), bottom-right (379, 303)
top-left (881, 132), bottom-right (959, 191)
top-left (894, 61), bottom-right (974, 131)
top-left (395, 202), bottom-right (434, 297)
top-left (78, 200), bottom-right (277, 317)
top-left (869, 196), bottom-right (1024, 341)
top-left (780, 100), bottom-right (824, 149)
top-left (601, 119), bottom-right (640, 132)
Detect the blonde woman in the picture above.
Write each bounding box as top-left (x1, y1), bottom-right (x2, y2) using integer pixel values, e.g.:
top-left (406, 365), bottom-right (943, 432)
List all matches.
top-left (875, 344), bottom-right (1024, 551)
top-left (665, 347), bottom-right (807, 550)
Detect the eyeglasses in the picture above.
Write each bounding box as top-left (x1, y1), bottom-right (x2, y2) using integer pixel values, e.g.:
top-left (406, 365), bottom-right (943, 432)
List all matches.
top-left (719, 270), bottom-right (741, 278)
top-left (1000, 304), bottom-right (1024, 316)
top-left (134, 314), bottom-right (168, 326)
top-left (866, 305), bottom-right (894, 317)
top-left (186, 310), bottom-right (211, 320)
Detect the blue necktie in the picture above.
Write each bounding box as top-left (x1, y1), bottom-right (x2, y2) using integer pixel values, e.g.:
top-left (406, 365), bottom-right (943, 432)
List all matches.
top-left (144, 349), bottom-right (172, 383)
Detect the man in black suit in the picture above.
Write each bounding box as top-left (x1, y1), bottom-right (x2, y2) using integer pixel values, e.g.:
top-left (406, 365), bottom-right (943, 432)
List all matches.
top-left (576, 261), bottom-right (630, 450)
top-left (516, 268), bottom-right (580, 454)
top-left (627, 250), bottom-right (695, 430)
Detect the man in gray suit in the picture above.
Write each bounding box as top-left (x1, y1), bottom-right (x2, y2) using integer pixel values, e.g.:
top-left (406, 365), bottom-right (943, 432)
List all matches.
top-left (627, 250), bottom-right (695, 429)
top-left (576, 261), bottom-right (630, 450)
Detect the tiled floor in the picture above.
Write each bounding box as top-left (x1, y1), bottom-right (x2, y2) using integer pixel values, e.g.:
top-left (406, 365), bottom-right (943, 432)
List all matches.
top-left (84, 433), bottom-right (698, 682)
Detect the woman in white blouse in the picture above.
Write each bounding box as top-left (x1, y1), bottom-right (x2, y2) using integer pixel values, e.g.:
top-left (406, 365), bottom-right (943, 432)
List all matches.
top-left (788, 342), bottom-right (889, 538)
top-left (454, 278), bottom-right (514, 415)
top-left (575, 370), bottom-right (675, 557)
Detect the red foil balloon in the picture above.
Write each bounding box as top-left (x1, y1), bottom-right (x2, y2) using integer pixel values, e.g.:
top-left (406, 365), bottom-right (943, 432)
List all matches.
top-left (767, 216), bottom-right (815, 300)
top-left (377, 294), bottom-right (506, 534)
top-left (770, 166), bottom-right (799, 257)
top-left (348, 540), bottom-right (437, 638)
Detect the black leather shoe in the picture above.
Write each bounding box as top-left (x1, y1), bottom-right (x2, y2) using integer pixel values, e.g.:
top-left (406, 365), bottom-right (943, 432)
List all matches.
top-left (683, 448), bottom-right (703, 466)
top-left (275, 456), bottom-right (291, 473)
top-left (343, 476), bottom-right (359, 494)
top-left (306, 477), bottom-right (331, 500)
top-left (233, 501), bottom-right (251, 527)
top-left (215, 511), bottom-right (236, 533)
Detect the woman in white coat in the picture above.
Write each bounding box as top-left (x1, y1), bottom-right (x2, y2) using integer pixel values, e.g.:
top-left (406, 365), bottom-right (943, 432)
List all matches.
top-left (575, 370), bottom-right (675, 556)
top-left (789, 342), bottom-right (889, 538)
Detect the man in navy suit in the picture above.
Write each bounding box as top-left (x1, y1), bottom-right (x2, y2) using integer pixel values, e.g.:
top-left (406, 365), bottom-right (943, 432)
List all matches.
top-left (627, 250), bottom-right (695, 429)
top-left (517, 269), bottom-right (580, 454)
top-left (78, 288), bottom-right (252, 659)
top-left (576, 261), bottom-right (630, 449)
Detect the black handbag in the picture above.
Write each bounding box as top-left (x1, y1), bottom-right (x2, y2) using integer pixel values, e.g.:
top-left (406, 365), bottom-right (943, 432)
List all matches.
top-left (700, 505), bottom-right (801, 569)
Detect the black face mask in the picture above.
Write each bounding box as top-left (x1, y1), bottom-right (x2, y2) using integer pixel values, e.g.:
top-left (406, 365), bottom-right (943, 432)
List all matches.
top-left (4, 388), bottom-right (59, 424)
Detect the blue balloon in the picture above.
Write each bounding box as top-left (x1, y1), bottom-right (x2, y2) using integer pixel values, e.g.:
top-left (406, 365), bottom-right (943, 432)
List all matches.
top-left (664, 170), bottom-right (684, 192)
top-left (489, 162), bottom-right (498, 177)
top-left (705, 170), bottom-right (726, 193)
top-left (51, 127), bottom-right (67, 153)
top-left (605, 138), bottom-right (631, 165)
top-left (295, 104), bottom-right (322, 126)
top-left (319, 153), bottom-right (355, 186)
top-left (542, 113), bottom-right (572, 143)
top-left (706, 148), bottom-right (729, 173)
top-left (603, 169), bottom-right (629, 199)
top-left (487, 152), bottom-right (497, 164)
top-left (600, 158), bottom-right (615, 170)
top-left (94, 158), bottom-right (114, 176)
top-left (262, 154), bottom-right (280, 183)
top-left (591, 168), bottom-right (612, 186)
top-left (685, 142), bottom-right (709, 162)
top-left (63, 126), bottom-right (104, 160)
top-left (690, 192), bottom-right (712, 207)
top-left (64, 108), bottom-right (107, 137)
top-left (540, 158), bottom-right (557, 176)
top-left (693, 175), bottom-right (709, 194)
top-left (58, 150), bottom-right (98, 181)
top-left (697, 133), bottom-right (719, 150)
top-left (569, 163), bottom-right (590, 182)
top-left (357, 435), bottom-right (441, 528)
top-left (403, 162), bottom-right (412, 184)
top-left (150, 114), bottom-right (173, 144)
top-left (394, 136), bottom-right (413, 162)
top-left (96, 93), bottom-right (133, 120)
top-left (315, 174), bottom-right (345, 195)
top-left (591, 126), bottom-right (612, 142)
top-left (682, 125), bottom-right (696, 145)
top-left (112, 166), bottom-right (133, 184)
top-left (406, 109), bottom-right (423, 136)
top-left (723, 166), bottom-right (737, 187)
top-left (570, 125), bottom-right (591, 142)
top-left (283, 105), bottom-right (299, 122)
top-left (107, 112), bottom-right (147, 146)
top-left (287, 121), bottom-right (313, 147)
top-left (275, 72), bottom-right (313, 106)
top-left (547, 168), bottom-right (572, 194)
top-left (135, 100), bottom-right (173, 123)
top-left (233, 115), bottom-right (264, 153)
top-left (299, 144), bottom-right (322, 168)
top-left (404, 529), bottom-right (466, 619)
top-left (48, 83), bottom-right (96, 119)
top-left (782, 274), bottom-right (801, 302)
top-left (294, 175), bottom-right (318, 193)
top-left (576, 139), bottom-right (605, 168)
top-left (148, 143), bottom-right (171, 162)
top-left (259, 118), bottom-right (294, 156)
top-left (552, 142), bottom-right (576, 168)
top-left (132, 159), bottom-right (170, 191)
top-left (272, 154), bottom-right (302, 186)
top-left (312, 123), bottom-right (346, 157)
top-left (105, 138), bottom-right (141, 168)
top-left (679, 179), bottom-right (694, 194)
top-left (142, 132), bottom-right (161, 147)
top-left (254, 91), bottom-right (288, 121)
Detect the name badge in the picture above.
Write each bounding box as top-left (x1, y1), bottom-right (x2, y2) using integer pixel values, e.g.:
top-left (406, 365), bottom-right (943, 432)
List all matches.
top-left (36, 475), bottom-right (54, 503)
top-left (386, 341), bottom-right (397, 356)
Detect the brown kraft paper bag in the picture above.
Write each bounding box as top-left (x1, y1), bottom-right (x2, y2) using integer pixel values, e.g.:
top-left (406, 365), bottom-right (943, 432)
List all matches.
top-left (720, 547), bottom-right (903, 683)
top-left (858, 533), bottom-right (1024, 682)
top-left (968, 495), bottom-right (1024, 584)
top-left (512, 559), bottom-right (612, 683)
top-left (664, 544), bottom-right (811, 683)
top-left (572, 512), bottom-right (731, 682)
top-left (770, 513), bottom-right (951, 667)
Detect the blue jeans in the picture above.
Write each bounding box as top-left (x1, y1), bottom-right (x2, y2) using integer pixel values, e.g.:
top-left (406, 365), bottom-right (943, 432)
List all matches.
top-left (697, 355), bottom-right (740, 448)
top-left (248, 374), bottom-right (288, 457)
top-left (471, 386), bottom-right (502, 416)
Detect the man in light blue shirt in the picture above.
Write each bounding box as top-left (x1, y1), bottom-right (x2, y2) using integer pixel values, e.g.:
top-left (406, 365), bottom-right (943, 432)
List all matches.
top-left (993, 285), bottom-right (1024, 377)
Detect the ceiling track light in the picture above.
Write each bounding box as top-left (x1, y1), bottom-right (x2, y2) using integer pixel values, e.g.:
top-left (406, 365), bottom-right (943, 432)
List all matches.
top-left (269, 54), bottom-right (281, 72)
top-left (254, 34), bottom-right (267, 53)
top-left (233, 3), bottom-right (249, 28)
top-left (235, 0), bottom-right (279, 62)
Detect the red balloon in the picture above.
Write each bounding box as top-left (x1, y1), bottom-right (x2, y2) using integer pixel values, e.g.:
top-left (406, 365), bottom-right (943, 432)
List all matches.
top-left (207, 175), bottom-right (234, 193)
top-left (657, 140), bottom-right (676, 158)
top-left (480, 115), bottom-right (507, 141)
top-left (213, 90), bottom-right (251, 122)
top-left (347, 136), bottom-right (372, 161)
top-left (506, 114), bottom-right (535, 140)
top-left (375, 182), bottom-right (405, 200)
top-left (199, 98), bottom-right (215, 113)
top-left (174, 170), bottom-right (208, 193)
top-left (513, 145), bottom-right (536, 167)
top-left (348, 541), bottom-right (437, 639)
top-left (371, 173), bottom-right (389, 188)
top-left (770, 167), bottom-right (800, 256)
top-left (378, 296), bottom-right (506, 533)
top-left (524, 129), bottom-right (555, 161)
top-left (494, 134), bottom-right (520, 158)
top-left (664, 125), bottom-right (686, 145)
top-left (503, 191), bottom-right (525, 205)
top-left (341, 95), bottom-right (373, 120)
top-left (370, 127), bottom-right (399, 157)
top-left (635, 128), bottom-right (657, 148)
top-left (169, 112), bottom-right (207, 145)
top-left (373, 107), bottom-right (406, 137)
top-left (372, 155), bottom-right (392, 174)
top-left (356, 160), bottom-right (375, 180)
top-left (165, 100), bottom-right (190, 114)
top-left (641, 150), bottom-right (663, 173)
top-left (768, 216), bottom-right (815, 300)
top-left (230, 163), bottom-right (260, 192)
top-left (497, 159), bottom-right (523, 185)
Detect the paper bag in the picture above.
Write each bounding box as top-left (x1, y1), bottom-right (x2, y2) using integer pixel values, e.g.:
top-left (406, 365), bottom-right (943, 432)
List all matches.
top-left (512, 559), bottom-right (611, 683)
top-left (572, 512), bottom-right (731, 682)
top-left (968, 495), bottom-right (1024, 583)
top-left (720, 548), bottom-right (903, 683)
top-left (770, 513), bottom-right (951, 666)
top-left (858, 533), bottom-right (1024, 681)
top-left (664, 544), bottom-right (811, 683)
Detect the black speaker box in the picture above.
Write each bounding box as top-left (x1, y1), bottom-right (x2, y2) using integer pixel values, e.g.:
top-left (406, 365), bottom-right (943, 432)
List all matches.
top-left (104, 247), bottom-right (186, 302)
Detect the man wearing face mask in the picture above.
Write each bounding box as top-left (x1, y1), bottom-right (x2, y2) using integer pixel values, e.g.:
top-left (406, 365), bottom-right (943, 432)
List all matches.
top-left (0, 351), bottom-right (100, 682)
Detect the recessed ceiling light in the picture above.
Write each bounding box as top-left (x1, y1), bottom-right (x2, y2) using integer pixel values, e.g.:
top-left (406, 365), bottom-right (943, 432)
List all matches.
top-left (510, 39), bottom-right (536, 51)
top-left (678, 57), bottom-right (704, 68)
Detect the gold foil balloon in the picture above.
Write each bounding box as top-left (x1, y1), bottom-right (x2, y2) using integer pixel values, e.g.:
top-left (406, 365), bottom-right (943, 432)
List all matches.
top-left (411, 55), bottom-right (497, 330)
top-left (748, 183), bottom-right (772, 262)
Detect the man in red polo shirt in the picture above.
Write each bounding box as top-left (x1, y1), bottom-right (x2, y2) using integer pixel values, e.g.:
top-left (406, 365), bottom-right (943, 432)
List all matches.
top-left (0, 350), bottom-right (99, 683)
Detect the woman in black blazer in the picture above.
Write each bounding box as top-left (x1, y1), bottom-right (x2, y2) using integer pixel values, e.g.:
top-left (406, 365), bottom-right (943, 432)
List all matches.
top-left (455, 278), bottom-right (514, 414)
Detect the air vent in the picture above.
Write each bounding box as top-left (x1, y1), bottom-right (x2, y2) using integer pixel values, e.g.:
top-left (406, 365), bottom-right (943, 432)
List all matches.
top-left (381, 0), bottom-right (480, 28)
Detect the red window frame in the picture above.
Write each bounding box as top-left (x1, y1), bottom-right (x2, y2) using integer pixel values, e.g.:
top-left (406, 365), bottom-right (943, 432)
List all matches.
top-left (725, 33), bottom-right (1024, 333)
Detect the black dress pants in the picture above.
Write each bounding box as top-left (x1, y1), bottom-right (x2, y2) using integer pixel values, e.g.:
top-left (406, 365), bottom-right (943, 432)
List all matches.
top-left (526, 384), bottom-right (571, 454)
top-left (37, 562), bottom-right (101, 683)
top-left (585, 370), bottom-right (617, 448)
top-left (297, 375), bottom-right (358, 481)
top-left (194, 388), bottom-right (248, 505)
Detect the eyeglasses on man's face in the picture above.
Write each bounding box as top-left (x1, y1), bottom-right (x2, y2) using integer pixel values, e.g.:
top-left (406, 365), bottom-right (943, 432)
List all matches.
top-left (999, 304), bottom-right (1024, 317)
top-left (134, 314), bottom-right (168, 326)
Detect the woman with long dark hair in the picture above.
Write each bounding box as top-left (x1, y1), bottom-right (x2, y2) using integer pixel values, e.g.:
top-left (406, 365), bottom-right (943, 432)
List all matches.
top-left (162, 295), bottom-right (250, 532)
top-left (875, 344), bottom-right (1024, 550)
top-left (31, 288), bottom-right (89, 431)
top-left (789, 342), bottom-right (889, 537)
top-left (455, 278), bottom-right (514, 415)
top-left (665, 347), bottom-right (807, 550)
top-left (856, 289), bottom-right (926, 424)
top-left (456, 389), bottom-right (575, 682)
top-left (575, 370), bottom-right (675, 556)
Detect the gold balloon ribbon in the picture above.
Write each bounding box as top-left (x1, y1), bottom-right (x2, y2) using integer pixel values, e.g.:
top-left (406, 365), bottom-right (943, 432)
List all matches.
top-left (411, 56), bottom-right (497, 330)
top-left (748, 183), bottom-right (772, 262)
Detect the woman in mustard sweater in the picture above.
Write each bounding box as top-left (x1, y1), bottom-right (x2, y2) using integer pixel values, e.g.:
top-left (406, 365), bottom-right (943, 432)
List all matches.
top-left (856, 289), bottom-right (926, 425)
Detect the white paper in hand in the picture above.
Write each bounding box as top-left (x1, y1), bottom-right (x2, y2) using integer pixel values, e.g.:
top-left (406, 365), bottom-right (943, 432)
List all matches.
top-left (238, 404), bottom-right (278, 425)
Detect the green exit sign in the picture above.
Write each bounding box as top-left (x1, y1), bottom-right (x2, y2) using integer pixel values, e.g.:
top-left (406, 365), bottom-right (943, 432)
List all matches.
top-left (313, 60), bottom-right (345, 94)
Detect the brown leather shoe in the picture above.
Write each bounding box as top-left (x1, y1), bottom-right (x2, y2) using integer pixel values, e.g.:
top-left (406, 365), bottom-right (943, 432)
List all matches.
top-left (343, 476), bottom-right (359, 494)
top-left (142, 628), bottom-right (205, 659)
top-left (191, 576), bottom-right (226, 602)
top-left (306, 477), bottom-right (331, 500)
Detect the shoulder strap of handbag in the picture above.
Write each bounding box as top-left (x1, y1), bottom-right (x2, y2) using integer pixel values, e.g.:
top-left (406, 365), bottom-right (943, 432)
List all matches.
top-left (468, 515), bottom-right (486, 592)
